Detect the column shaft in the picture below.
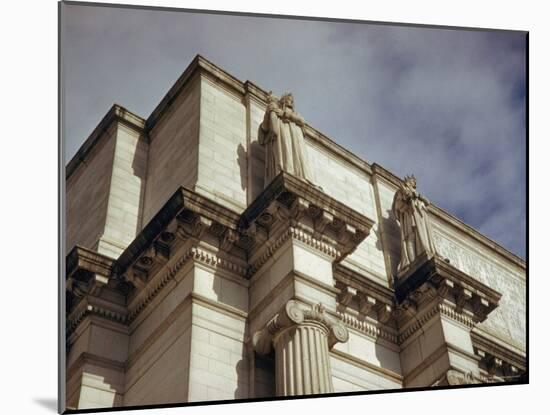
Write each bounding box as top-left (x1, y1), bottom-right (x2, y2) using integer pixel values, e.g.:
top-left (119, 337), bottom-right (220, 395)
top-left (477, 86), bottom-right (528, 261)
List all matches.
top-left (274, 323), bottom-right (333, 396)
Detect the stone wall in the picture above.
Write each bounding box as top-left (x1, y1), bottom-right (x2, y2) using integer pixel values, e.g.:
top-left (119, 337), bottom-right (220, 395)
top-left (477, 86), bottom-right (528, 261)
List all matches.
top-left (142, 76), bottom-right (200, 225)
top-left (195, 77), bottom-right (248, 212)
top-left (65, 56), bottom-right (526, 410)
top-left (431, 218), bottom-right (526, 350)
top-left (99, 123), bottom-right (148, 258)
top-left (66, 124), bottom-right (116, 255)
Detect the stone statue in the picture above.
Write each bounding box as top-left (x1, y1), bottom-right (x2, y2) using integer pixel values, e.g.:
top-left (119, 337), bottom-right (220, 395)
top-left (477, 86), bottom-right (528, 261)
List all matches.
top-left (391, 175), bottom-right (436, 272)
top-left (258, 91), bottom-right (314, 187)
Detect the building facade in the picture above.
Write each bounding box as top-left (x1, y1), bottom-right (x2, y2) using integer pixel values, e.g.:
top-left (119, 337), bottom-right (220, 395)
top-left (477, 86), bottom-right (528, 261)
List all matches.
top-left (64, 55), bottom-right (526, 410)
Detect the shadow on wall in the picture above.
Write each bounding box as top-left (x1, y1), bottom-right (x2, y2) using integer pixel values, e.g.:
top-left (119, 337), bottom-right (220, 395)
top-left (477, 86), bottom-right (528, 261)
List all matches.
top-left (381, 209), bottom-right (402, 278)
top-left (237, 138), bottom-right (265, 203)
top-left (131, 134), bottom-right (148, 235)
top-left (210, 267), bottom-right (250, 399)
top-left (237, 143), bottom-right (247, 192)
top-left (373, 337), bottom-right (403, 385)
top-left (235, 351), bottom-right (250, 399)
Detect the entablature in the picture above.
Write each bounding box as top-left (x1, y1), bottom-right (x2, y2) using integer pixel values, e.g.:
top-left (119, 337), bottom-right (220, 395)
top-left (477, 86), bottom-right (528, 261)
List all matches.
top-left (395, 254), bottom-right (502, 326)
top-left (240, 172), bottom-right (375, 276)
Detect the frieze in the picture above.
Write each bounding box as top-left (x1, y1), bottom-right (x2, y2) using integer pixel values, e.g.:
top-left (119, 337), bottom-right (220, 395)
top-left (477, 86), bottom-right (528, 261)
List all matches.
top-left (432, 231), bottom-right (526, 350)
top-left (432, 369), bottom-right (482, 386)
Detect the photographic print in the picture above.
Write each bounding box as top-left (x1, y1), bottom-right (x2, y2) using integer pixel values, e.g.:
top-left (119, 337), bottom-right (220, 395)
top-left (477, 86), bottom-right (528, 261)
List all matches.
top-left (60, 1), bottom-right (527, 412)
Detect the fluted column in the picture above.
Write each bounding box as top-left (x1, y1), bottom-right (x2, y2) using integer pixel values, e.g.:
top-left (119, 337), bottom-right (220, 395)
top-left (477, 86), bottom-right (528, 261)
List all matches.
top-left (253, 301), bottom-right (348, 396)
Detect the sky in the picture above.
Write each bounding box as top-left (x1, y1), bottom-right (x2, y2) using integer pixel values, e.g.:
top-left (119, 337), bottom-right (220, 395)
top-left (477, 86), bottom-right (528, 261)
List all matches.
top-left (61, 4), bottom-right (526, 258)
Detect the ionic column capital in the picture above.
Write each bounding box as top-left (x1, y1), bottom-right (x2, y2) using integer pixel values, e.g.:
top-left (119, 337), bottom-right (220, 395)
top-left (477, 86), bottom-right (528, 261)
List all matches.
top-left (253, 301), bottom-right (348, 355)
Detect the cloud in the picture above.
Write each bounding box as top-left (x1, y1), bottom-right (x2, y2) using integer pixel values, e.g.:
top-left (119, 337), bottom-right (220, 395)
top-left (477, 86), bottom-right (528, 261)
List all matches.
top-left (61, 4), bottom-right (526, 257)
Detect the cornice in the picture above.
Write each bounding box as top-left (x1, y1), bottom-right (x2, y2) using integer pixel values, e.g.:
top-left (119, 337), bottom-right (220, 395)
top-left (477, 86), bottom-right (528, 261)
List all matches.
top-left (398, 301), bottom-right (476, 346)
top-left (248, 225), bottom-right (339, 277)
top-left (127, 245), bottom-right (248, 323)
top-left (471, 330), bottom-right (526, 372)
top-left (66, 104), bottom-right (146, 180)
top-left (333, 263), bottom-right (394, 305)
top-left (240, 172), bottom-right (375, 272)
top-left (67, 352), bottom-right (126, 381)
top-left (370, 163), bottom-right (404, 188)
top-left (395, 254), bottom-right (502, 324)
top-left (240, 172), bottom-right (374, 234)
top-left (66, 245), bottom-right (115, 280)
top-left (114, 185), bottom-right (242, 279)
top-left (67, 296), bottom-right (127, 336)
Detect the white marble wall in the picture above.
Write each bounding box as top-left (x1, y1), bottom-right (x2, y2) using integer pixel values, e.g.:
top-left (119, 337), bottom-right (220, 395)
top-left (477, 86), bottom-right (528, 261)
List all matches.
top-left (431, 220), bottom-right (526, 350)
top-left (99, 123), bottom-right (148, 258)
top-left (66, 125), bottom-right (116, 255)
top-left (67, 120), bottom-right (148, 259)
top-left (196, 78), bottom-right (248, 212)
top-left (142, 78), bottom-right (200, 224)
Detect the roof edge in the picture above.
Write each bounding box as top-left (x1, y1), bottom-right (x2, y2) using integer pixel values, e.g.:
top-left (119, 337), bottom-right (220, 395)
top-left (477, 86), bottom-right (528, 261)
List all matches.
top-left (65, 104), bottom-right (145, 179)
top-left (145, 54), bottom-right (247, 132)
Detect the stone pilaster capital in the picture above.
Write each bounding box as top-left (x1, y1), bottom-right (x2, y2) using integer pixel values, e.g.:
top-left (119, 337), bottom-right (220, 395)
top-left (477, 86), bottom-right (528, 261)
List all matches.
top-left (253, 301), bottom-right (349, 355)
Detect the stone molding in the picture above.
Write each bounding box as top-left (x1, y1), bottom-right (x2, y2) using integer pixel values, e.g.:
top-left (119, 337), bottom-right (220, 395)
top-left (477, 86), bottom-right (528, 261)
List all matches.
top-left (67, 296), bottom-right (127, 337)
top-left (334, 265), bottom-right (396, 327)
top-left (67, 177), bottom-right (372, 336)
top-left (429, 205), bottom-right (525, 270)
top-left (471, 331), bottom-right (526, 380)
top-left (240, 172), bottom-right (375, 273)
top-left (404, 342), bottom-right (481, 386)
top-left (397, 302), bottom-right (476, 346)
top-left (67, 352), bottom-right (126, 382)
top-left (395, 254), bottom-right (501, 325)
top-left (248, 225), bottom-right (339, 276)
top-left (127, 245), bottom-right (247, 323)
top-left (432, 369), bottom-right (482, 386)
top-left (252, 300), bottom-right (349, 356)
top-left (336, 311), bottom-right (398, 344)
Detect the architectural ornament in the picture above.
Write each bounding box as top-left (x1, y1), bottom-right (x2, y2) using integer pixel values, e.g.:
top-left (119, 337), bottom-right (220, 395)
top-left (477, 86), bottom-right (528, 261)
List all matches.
top-left (252, 301), bottom-right (348, 395)
top-left (259, 92), bottom-right (314, 186)
top-left (392, 175), bottom-right (436, 273)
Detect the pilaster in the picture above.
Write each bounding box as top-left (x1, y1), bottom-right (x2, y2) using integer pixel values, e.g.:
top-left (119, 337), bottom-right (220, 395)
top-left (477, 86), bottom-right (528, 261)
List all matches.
top-left (394, 254), bottom-right (501, 387)
top-left (66, 247), bottom-right (128, 409)
top-left (240, 172), bottom-right (375, 395)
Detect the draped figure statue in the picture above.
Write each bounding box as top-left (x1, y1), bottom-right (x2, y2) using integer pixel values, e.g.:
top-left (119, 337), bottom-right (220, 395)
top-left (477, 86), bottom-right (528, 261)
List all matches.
top-left (392, 175), bottom-right (436, 273)
top-left (258, 92), bottom-right (314, 187)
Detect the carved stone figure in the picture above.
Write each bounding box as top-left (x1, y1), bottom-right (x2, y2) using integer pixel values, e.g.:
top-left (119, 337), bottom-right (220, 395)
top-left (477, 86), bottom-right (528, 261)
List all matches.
top-left (392, 175), bottom-right (436, 272)
top-left (258, 92), bottom-right (314, 187)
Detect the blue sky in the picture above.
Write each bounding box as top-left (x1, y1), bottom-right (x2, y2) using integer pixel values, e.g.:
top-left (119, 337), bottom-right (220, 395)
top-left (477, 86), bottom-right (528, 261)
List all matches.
top-left (61, 4), bottom-right (526, 258)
